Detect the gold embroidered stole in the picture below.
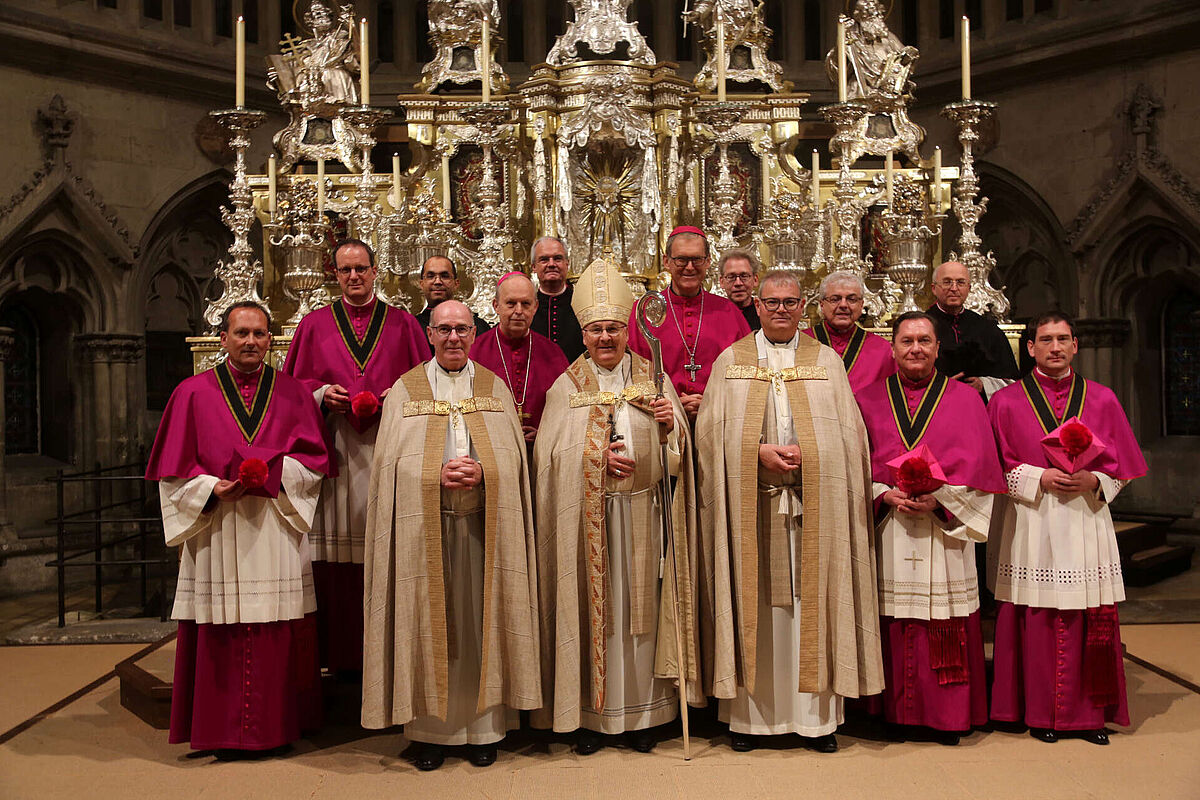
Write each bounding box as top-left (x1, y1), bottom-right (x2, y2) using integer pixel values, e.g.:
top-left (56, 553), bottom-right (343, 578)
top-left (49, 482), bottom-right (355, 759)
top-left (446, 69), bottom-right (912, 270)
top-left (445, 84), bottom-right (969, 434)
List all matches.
top-left (398, 366), bottom-right (503, 716)
top-left (565, 355), bottom-right (658, 711)
top-left (727, 335), bottom-right (827, 695)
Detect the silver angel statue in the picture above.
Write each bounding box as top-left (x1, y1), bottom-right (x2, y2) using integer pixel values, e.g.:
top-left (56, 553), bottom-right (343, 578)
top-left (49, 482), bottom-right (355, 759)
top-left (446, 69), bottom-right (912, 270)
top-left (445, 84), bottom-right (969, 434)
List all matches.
top-left (685, 0), bottom-right (785, 93)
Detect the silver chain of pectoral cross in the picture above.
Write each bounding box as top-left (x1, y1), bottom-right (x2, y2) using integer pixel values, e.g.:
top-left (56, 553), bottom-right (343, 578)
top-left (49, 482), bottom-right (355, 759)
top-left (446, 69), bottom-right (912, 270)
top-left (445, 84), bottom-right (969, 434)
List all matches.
top-left (666, 289), bottom-right (705, 382)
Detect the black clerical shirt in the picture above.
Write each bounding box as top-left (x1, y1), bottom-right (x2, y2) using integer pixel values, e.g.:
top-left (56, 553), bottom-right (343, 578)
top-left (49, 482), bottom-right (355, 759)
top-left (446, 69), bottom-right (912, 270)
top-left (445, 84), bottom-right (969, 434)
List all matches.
top-left (531, 283), bottom-right (585, 363)
top-left (925, 304), bottom-right (1019, 382)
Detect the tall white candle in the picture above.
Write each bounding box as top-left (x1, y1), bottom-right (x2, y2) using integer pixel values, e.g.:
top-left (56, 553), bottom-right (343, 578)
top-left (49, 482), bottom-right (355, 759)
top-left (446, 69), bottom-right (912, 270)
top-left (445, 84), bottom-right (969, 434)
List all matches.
top-left (316, 157), bottom-right (325, 217)
top-left (268, 154), bottom-right (277, 217)
top-left (235, 15), bottom-right (245, 107)
top-left (716, 14), bottom-right (727, 103)
top-left (885, 150), bottom-right (894, 205)
top-left (837, 19), bottom-right (847, 102)
top-left (961, 16), bottom-right (971, 100)
top-left (932, 146), bottom-right (942, 212)
top-left (811, 149), bottom-right (820, 207)
top-left (360, 18), bottom-right (370, 105)
top-left (442, 154), bottom-right (452, 212)
top-left (481, 10), bottom-right (491, 102)
top-left (392, 153), bottom-right (401, 207)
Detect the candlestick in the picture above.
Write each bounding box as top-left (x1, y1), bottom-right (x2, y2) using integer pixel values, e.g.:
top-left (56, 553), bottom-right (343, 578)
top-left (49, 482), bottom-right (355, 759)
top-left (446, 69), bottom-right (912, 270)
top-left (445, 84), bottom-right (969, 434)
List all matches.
top-left (442, 154), bottom-right (452, 213)
top-left (885, 150), bottom-right (894, 205)
top-left (716, 14), bottom-right (727, 103)
top-left (392, 152), bottom-right (401, 207)
top-left (235, 15), bottom-right (245, 108)
top-left (481, 10), bottom-right (491, 103)
top-left (761, 156), bottom-right (770, 209)
top-left (961, 16), bottom-right (971, 100)
top-left (837, 19), bottom-right (847, 102)
top-left (316, 157), bottom-right (325, 217)
top-left (268, 154), bottom-right (277, 217)
top-left (811, 149), bottom-right (820, 207)
top-left (933, 146), bottom-right (942, 212)
top-left (360, 18), bottom-right (370, 104)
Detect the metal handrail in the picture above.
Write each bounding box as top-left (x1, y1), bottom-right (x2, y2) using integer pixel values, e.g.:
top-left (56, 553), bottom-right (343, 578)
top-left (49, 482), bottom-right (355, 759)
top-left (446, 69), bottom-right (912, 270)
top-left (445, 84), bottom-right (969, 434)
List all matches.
top-left (44, 454), bottom-right (173, 627)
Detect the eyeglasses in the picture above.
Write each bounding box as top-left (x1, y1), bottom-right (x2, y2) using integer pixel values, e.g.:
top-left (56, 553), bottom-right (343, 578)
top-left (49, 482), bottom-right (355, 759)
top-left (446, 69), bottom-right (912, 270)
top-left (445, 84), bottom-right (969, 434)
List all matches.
top-left (759, 297), bottom-right (803, 311)
top-left (669, 255), bottom-right (709, 268)
top-left (937, 278), bottom-right (969, 288)
top-left (430, 324), bottom-right (474, 338)
top-left (821, 294), bottom-right (863, 305)
top-left (422, 271), bottom-right (454, 282)
top-left (721, 272), bottom-right (756, 284)
top-left (335, 265), bottom-right (373, 276)
top-left (582, 323), bottom-right (627, 337)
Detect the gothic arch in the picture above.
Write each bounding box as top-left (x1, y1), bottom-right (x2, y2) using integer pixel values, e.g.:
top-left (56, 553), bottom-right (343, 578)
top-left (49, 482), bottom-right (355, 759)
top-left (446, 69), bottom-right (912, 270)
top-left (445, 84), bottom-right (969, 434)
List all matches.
top-left (130, 170), bottom-right (233, 333)
top-left (0, 231), bottom-right (112, 332)
top-left (974, 163), bottom-right (1077, 319)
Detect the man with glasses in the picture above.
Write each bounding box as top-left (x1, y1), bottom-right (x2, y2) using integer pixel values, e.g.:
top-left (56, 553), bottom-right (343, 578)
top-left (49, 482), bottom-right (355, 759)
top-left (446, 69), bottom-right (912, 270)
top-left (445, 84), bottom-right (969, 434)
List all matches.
top-left (804, 270), bottom-right (896, 394)
top-left (629, 226), bottom-right (752, 422)
top-left (471, 272), bottom-right (569, 443)
top-left (530, 235), bottom-right (586, 362)
top-left (414, 254), bottom-right (491, 356)
top-left (533, 256), bottom-right (700, 755)
top-left (926, 260), bottom-right (1019, 399)
top-left (362, 300), bottom-right (540, 771)
top-left (282, 238), bottom-right (427, 677)
top-left (696, 271), bottom-right (884, 754)
top-left (717, 248), bottom-right (762, 332)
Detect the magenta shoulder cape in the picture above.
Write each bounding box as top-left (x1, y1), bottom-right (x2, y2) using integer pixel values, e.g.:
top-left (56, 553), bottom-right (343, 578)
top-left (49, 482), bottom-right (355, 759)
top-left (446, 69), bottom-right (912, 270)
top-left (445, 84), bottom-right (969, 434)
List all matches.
top-left (987, 376), bottom-right (1147, 480)
top-left (145, 365), bottom-right (335, 482)
top-left (803, 323), bottom-right (897, 394)
top-left (469, 328), bottom-right (569, 429)
top-left (281, 300), bottom-right (428, 398)
top-left (857, 373), bottom-right (1005, 493)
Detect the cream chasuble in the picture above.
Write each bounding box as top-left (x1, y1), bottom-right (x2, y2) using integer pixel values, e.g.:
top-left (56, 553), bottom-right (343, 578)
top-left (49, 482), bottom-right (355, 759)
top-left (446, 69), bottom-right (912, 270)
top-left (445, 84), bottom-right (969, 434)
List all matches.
top-left (361, 362), bottom-right (540, 733)
top-left (161, 456), bottom-right (322, 625)
top-left (533, 352), bottom-right (702, 734)
top-left (696, 333), bottom-right (884, 704)
top-left (718, 332), bottom-right (842, 736)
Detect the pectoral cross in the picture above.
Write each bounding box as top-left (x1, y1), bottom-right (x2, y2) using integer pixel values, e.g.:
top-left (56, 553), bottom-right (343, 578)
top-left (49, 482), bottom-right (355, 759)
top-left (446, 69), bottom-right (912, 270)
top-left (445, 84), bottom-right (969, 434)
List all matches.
top-left (516, 403), bottom-right (530, 422)
top-left (904, 551), bottom-right (924, 570)
top-left (685, 359), bottom-right (701, 381)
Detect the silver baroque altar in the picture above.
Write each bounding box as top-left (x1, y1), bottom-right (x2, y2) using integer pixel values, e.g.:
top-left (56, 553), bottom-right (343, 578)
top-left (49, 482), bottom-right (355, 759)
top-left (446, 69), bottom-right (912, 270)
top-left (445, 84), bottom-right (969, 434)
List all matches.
top-left (195, 0), bottom-right (1010, 364)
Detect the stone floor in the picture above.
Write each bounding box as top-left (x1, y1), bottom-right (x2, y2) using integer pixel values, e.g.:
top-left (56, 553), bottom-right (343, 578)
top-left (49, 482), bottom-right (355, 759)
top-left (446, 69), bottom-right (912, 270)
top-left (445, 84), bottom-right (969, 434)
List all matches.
top-left (0, 622), bottom-right (1197, 798)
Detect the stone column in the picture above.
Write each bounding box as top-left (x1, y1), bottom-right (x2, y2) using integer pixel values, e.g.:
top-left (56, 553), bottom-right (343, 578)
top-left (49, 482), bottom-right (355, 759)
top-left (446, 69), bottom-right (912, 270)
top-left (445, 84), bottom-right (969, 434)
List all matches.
top-left (1075, 318), bottom-right (1130, 403)
top-left (75, 334), bottom-right (146, 469)
top-left (0, 328), bottom-right (14, 528)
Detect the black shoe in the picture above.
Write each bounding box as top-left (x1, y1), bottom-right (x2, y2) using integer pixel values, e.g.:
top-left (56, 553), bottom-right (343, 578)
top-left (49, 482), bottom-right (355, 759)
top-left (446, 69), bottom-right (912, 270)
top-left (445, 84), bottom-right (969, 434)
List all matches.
top-left (730, 731), bottom-right (756, 752)
top-left (936, 731), bottom-right (961, 746)
top-left (1029, 728), bottom-right (1058, 743)
top-left (802, 733), bottom-right (838, 753)
top-left (883, 722), bottom-right (907, 743)
top-left (414, 744), bottom-right (445, 771)
top-left (628, 729), bottom-right (655, 753)
top-left (1078, 729), bottom-right (1110, 746)
top-left (576, 730), bottom-right (603, 756)
top-left (468, 743), bottom-right (497, 766)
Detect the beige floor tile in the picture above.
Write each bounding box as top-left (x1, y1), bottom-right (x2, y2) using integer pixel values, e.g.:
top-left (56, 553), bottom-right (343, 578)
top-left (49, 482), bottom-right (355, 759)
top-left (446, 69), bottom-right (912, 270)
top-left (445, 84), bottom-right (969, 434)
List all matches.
top-left (1122, 623), bottom-right (1200, 687)
top-left (0, 643), bottom-right (141, 733)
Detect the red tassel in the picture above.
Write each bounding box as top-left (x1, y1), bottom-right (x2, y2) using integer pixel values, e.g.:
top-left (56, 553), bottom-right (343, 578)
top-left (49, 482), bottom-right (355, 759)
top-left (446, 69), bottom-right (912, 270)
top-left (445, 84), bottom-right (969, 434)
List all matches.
top-left (1084, 605), bottom-right (1119, 706)
top-left (928, 618), bottom-right (969, 686)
